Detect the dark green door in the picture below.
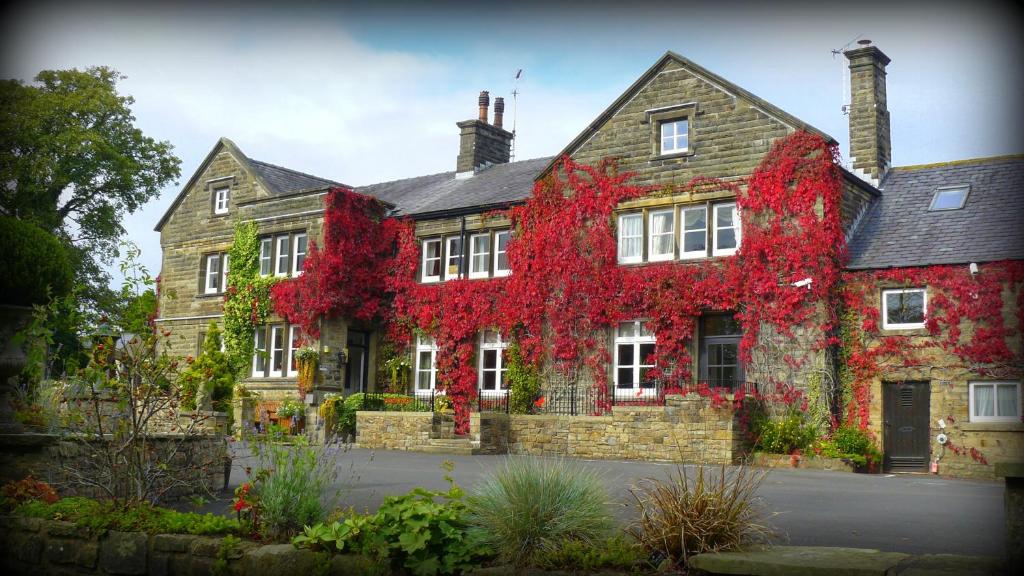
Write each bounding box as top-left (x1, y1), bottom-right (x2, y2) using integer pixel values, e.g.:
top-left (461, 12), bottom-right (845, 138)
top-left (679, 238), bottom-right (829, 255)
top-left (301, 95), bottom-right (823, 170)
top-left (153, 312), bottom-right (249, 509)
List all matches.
top-left (883, 381), bottom-right (930, 472)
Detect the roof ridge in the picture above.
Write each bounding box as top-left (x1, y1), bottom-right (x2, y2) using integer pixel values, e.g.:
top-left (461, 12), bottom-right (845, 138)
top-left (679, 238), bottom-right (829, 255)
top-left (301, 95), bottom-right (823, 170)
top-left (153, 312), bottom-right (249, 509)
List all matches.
top-left (892, 154), bottom-right (1024, 171)
top-left (249, 157), bottom-right (345, 186)
top-left (358, 155), bottom-right (554, 189)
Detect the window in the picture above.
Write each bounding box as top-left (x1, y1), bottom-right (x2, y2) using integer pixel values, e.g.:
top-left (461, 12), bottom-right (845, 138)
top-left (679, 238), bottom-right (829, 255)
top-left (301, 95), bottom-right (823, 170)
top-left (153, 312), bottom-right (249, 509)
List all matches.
top-left (213, 187), bottom-right (230, 215)
top-left (292, 233), bottom-right (307, 275)
top-left (712, 203), bottom-right (740, 257)
top-left (203, 253), bottom-right (229, 294)
top-left (275, 236), bottom-right (290, 277)
top-left (648, 209), bottom-right (675, 261)
top-left (929, 186), bottom-right (969, 211)
top-left (681, 206), bottom-right (707, 259)
top-left (269, 325), bottom-right (285, 377)
top-left (445, 237), bottom-right (463, 280)
top-left (614, 320), bottom-right (656, 393)
top-left (660, 119), bottom-right (689, 155)
top-left (415, 335), bottom-right (438, 393)
top-left (969, 382), bottom-right (1020, 422)
top-left (617, 213), bottom-right (643, 264)
top-left (422, 239), bottom-right (442, 282)
top-left (287, 326), bottom-right (301, 377)
top-left (479, 330), bottom-right (508, 393)
top-left (882, 288), bottom-right (926, 330)
top-left (259, 238), bottom-right (272, 276)
top-left (494, 231), bottom-right (511, 277)
top-left (469, 233), bottom-right (491, 279)
top-left (252, 328), bottom-right (268, 377)
top-left (699, 314), bottom-right (743, 388)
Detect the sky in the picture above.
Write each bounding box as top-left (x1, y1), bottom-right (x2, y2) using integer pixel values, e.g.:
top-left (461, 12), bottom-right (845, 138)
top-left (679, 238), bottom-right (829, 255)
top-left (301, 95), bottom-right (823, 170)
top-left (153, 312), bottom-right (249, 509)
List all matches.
top-left (2, 0), bottom-right (1021, 288)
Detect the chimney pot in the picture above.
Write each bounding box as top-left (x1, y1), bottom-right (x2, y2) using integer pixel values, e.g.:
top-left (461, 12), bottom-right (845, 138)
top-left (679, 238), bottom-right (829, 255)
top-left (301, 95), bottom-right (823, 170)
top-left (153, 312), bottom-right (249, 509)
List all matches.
top-left (478, 90), bottom-right (490, 122)
top-left (494, 97), bottom-right (505, 129)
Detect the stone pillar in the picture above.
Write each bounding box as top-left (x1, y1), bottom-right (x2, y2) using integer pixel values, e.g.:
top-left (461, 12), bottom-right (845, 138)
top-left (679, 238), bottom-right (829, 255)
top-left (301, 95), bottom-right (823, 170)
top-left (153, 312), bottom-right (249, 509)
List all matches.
top-left (995, 463), bottom-right (1023, 564)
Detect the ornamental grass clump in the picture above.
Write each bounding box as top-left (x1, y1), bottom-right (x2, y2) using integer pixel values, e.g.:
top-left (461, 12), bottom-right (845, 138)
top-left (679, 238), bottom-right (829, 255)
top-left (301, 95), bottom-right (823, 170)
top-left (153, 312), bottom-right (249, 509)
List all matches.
top-left (467, 456), bottom-right (614, 565)
top-left (628, 464), bottom-right (771, 568)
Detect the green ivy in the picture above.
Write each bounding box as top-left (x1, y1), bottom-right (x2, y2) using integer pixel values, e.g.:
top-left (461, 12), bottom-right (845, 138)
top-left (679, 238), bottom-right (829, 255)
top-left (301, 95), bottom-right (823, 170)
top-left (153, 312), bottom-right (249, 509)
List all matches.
top-left (506, 343), bottom-right (540, 414)
top-left (179, 322), bottom-right (235, 421)
top-left (223, 221), bottom-right (278, 377)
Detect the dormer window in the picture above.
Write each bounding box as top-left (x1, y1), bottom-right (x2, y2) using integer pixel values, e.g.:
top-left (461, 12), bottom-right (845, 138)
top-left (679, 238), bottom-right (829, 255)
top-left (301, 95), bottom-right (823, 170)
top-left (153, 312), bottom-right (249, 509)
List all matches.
top-left (213, 187), bottom-right (230, 215)
top-left (660, 119), bottom-right (689, 155)
top-left (929, 186), bottom-right (969, 211)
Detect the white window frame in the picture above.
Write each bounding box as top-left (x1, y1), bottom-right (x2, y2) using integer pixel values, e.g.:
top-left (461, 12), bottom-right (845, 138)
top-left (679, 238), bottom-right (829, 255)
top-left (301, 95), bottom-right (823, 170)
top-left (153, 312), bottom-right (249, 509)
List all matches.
top-left (613, 320), bottom-right (657, 396)
top-left (680, 206), bottom-right (708, 260)
top-left (259, 238), bottom-right (272, 277)
top-left (882, 288), bottom-right (927, 330)
top-left (712, 202), bottom-right (740, 257)
top-left (617, 213), bottom-right (643, 264)
top-left (415, 335), bottom-right (438, 394)
top-left (204, 254), bottom-right (221, 294)
top-left (445, 236), bottom-right (463, 281)
top-left (292, 233), bottom-right (307, 276)
top-left (929, 186), bottom-right (969, 211)
top-left (660, 119), bottom-right (689, 156)
top-left (422, 238), bottom-right (442, 283)
top-left (648, 208), bottom-right (675, 262)
top-left (286, 325), bottom-right (301, 377)
top-left (213, 187), bottom-right (230, 215)
top-left (478, 330), bottom-right (509, 394)
top-left (269, 325), bottom-right (285, 377)
top-left (469, 233), bottom-right (491, 279)
top-left (493, 230), bottom-right (511, 277)
top-left (969, 381), bottom-right (1021, 423)
top-left (252, 327), bottom-right (267, 377)
top-left (275, 236), bottom-right (290, 277)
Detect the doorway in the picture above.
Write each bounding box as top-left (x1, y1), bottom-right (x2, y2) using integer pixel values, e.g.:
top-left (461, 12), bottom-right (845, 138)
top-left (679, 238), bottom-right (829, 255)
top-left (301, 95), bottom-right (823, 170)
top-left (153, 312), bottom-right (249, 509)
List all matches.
top-left (345, 330), bottom-right (370, 394)
top-left (883, 381), bottom-right (930, 472)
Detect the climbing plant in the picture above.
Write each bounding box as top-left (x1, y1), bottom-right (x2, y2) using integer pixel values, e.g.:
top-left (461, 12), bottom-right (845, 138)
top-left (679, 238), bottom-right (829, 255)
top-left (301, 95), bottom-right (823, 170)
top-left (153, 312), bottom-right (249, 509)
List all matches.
top-left (223, 221), bottom-right (277, 377)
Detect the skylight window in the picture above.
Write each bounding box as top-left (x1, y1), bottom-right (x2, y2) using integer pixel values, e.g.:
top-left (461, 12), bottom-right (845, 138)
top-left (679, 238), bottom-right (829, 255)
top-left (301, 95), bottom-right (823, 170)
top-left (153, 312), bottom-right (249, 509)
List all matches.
top-left (929, 186), bottom-right (969, 211)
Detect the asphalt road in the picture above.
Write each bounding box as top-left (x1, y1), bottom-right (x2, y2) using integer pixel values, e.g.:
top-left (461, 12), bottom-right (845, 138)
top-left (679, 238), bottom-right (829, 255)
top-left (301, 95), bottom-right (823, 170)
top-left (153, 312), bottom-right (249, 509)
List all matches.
top-left (207, 444), bottom-right (1005, 558)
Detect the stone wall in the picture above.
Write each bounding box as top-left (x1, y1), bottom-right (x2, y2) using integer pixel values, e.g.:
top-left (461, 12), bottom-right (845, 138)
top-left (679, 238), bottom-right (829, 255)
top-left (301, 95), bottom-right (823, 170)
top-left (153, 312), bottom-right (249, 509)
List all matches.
top-left (0, 517), bottom-right (383, 576)
top-left (355, 395), bottom-right (742, 464)
top-left (355, 411), bottom-right (433, 450)
top-left (0, 433), bottom-right (227, 503)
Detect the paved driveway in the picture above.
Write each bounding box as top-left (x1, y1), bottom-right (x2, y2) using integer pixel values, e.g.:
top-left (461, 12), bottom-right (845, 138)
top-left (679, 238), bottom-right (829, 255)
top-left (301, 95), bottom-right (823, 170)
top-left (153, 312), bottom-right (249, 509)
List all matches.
top-left (214, 444), bottom-right (1005, 557)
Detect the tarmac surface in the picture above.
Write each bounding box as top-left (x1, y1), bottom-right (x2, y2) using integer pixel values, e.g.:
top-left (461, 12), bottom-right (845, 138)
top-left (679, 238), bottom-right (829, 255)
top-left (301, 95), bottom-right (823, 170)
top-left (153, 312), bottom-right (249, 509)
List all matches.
top-left (202, 444), bottom-right (1005, 558)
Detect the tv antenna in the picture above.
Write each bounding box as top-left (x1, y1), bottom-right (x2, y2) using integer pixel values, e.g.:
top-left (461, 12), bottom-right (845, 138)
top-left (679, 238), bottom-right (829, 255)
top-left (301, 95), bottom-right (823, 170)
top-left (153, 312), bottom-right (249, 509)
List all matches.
top-left (511, 68), bottom-right (522, 161)
top-left (831, 34), bottom-right (863, 117)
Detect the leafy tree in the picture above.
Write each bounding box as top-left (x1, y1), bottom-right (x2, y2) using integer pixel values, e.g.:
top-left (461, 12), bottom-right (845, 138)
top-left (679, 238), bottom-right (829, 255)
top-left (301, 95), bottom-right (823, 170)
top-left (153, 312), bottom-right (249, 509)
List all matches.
top-left (178, 322), bottom-right (235, 417)
top-left (0, 66), bottom-right (181, 306)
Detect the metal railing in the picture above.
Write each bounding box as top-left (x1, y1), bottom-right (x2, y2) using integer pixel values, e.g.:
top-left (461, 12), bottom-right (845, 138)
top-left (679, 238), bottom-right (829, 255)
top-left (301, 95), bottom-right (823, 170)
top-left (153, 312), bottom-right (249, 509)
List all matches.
top-left (358, 390), bottom-right (509, 413)
top-left (538, 379), bottom-right (762, 416)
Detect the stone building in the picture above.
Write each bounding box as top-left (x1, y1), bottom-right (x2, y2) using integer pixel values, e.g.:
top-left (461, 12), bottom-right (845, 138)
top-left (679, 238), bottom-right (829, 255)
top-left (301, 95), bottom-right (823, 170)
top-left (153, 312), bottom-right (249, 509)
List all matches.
top-left (155, 44), bottom-right (1022, 477)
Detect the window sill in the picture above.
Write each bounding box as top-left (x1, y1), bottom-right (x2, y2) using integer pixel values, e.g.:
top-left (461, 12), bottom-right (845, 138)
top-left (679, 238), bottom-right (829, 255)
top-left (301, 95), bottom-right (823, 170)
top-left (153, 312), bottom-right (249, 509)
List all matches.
top-left (197, 292), bottom-right (224, 299)
top-left (960, 422), bottom-right (1024, 432)
top-left (880, 327), bottom-right (930, 336)
top-left (211, 212), bottom-right (230, 218)
top-left (650, 151), bottom-right (695, 163)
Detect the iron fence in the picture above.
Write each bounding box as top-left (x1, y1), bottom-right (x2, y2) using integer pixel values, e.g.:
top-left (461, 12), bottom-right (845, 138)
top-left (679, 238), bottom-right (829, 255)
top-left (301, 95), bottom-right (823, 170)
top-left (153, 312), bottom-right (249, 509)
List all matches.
top-left (358, 390), bottom-right (509, 413)
top-left (538, 379), bottom-right (762, 416)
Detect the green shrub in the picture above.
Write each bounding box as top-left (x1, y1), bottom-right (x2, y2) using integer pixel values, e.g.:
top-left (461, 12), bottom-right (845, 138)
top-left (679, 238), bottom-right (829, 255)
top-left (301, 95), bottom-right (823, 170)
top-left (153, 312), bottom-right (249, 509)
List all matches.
top-left (628, 464), bottom-right (771, 569)
top-left (248, 436), bottom-right (339, 540)
top-left (534, 535), bottom-right (649, 572)
top-left (294, 465), bottom-right (488, 576)
top-left (467, 456), bottom-right (614, 565)
top-left (177, 322), bottom-right (235, 417)
top-left (754, 410), bottom-right (818, 454)
top-left (0, 216), bottom-right (73, 306)
top-left (817, 425), bottom-right (882, 468)
top-left (14, 496), bottom-right (240, 535)
top-left (506, 343), bottom-right (540, 414)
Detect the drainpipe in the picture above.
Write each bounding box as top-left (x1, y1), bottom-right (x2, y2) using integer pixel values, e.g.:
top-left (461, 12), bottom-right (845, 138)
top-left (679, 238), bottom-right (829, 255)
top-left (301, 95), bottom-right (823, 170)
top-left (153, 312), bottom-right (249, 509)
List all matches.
top-left (459, 217), bottom-right (467, 278)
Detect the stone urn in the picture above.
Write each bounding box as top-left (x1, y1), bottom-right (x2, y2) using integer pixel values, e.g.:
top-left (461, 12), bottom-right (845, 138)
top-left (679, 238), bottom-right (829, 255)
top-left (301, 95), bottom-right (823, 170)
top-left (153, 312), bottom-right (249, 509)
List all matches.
top-left (0, 304), bottom-right (35, 433)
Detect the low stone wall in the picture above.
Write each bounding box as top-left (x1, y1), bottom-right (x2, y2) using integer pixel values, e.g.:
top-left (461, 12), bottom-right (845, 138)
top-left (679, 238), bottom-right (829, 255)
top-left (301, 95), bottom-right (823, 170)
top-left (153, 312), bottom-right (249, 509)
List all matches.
top-left (0, 433), bottom-right (228, 502)
top-left (0, 517), bottom-right (384, 576)
top-left (748, 452), bottom-right (857, 473)
top-left (356, 394), bottom-right (743, 464)
top-left (355, 410), bottom-right (433, 450)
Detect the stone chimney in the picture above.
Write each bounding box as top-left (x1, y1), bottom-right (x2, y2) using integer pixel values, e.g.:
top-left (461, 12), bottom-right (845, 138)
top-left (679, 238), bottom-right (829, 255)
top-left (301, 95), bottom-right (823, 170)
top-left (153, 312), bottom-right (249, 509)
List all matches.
top-left (845, 42), bottom-right (892, 186)
top-left (456, 90), bottom-right (514, 176)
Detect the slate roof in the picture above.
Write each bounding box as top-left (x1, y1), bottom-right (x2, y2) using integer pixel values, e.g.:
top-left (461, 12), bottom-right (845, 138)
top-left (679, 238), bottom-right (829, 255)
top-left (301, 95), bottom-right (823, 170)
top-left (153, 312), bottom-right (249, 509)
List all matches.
top-left (846, 155), bottom-right (1024, 269)
top-left (249, 159), bottom-right (344, 196)
top-left (358, 156), bottom-right (554, 217)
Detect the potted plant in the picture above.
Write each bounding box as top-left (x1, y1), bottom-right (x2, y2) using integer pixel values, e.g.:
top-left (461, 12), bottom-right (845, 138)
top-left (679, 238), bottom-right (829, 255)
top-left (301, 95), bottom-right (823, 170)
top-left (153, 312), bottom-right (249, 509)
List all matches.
top-left (276, 398), bottom-right (305, 435)
top-left (295, 346), bottom-right (319, 397)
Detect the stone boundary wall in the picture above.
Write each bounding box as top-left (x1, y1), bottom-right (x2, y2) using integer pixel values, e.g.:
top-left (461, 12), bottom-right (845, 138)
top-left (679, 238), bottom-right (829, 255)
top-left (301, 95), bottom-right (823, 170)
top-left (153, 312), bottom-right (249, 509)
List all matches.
top-left (0, 433), bottom-right (228, 502)
top-left (749, 452), bottom-right (857, 473)
top-left (356, 395), bottom-right (743, 464)
top-left (0, 517), bottom-right (382, 576)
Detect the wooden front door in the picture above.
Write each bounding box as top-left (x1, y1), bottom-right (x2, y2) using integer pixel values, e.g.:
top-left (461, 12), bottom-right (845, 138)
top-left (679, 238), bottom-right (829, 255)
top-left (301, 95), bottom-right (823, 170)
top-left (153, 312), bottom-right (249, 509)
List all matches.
top-left (345, 330), bottom-right (370, 394)
top-left (883, 381), bottom-right (930, 472)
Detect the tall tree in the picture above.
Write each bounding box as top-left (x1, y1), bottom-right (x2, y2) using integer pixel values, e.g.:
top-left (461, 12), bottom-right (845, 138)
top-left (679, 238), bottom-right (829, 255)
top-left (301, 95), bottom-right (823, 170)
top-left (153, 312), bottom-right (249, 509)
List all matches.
top-left (0, 66), bottom-right (181, 307)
